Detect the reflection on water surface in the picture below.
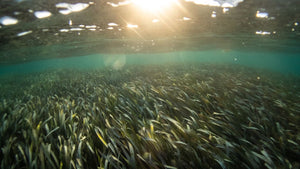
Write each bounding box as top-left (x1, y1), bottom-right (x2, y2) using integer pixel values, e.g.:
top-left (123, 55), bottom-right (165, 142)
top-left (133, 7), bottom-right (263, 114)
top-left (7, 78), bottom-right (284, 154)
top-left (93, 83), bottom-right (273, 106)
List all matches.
top-left (0, 0), bottom-right (299, 64)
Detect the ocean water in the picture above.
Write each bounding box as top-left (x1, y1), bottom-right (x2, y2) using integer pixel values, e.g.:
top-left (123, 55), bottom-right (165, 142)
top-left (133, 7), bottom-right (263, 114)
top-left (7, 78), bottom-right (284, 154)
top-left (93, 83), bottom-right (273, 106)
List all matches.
top-left (1, 50), bottom-right (300, 76)
top-left (0, 0), bottom-right (299, 169)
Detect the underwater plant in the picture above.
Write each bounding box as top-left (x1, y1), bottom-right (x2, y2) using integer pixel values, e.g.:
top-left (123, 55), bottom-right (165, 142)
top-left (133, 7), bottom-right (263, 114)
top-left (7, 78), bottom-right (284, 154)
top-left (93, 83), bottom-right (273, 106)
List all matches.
top-left (0, 64), bottom-right (299, 169)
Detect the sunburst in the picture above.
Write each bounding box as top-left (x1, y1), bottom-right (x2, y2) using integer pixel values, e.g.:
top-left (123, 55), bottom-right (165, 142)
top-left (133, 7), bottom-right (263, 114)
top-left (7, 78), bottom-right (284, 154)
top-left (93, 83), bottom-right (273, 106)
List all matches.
top-left (132, 0), bottom-right (178, 12)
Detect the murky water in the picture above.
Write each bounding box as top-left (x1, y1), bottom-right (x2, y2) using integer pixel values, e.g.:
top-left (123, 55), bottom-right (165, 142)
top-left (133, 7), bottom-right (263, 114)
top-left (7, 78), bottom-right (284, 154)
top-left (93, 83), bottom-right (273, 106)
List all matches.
top-left (0, 0), bottom-right (299, 169)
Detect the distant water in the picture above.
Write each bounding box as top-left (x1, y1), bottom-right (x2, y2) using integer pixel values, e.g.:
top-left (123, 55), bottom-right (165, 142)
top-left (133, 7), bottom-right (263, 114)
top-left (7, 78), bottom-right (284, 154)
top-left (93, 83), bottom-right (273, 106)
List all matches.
top-left (0, 50), bottom-right (299, 76)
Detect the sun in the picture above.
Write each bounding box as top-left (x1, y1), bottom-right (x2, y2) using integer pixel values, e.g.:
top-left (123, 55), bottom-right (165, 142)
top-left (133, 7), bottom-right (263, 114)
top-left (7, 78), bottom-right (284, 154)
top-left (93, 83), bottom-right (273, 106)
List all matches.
top-left (132, 0), bottom-right (177, 12)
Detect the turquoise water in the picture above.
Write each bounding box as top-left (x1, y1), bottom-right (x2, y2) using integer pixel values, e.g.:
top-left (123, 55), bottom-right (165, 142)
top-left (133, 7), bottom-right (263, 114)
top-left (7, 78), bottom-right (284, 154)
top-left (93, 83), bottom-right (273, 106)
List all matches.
top-left (1, 50), bottom-right (300, 76)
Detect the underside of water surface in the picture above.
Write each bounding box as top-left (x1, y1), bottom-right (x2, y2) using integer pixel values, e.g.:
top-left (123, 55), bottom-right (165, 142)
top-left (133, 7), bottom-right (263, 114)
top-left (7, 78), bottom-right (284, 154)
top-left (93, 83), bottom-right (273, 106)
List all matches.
top-left (0, 0), bottom-right (300, 169)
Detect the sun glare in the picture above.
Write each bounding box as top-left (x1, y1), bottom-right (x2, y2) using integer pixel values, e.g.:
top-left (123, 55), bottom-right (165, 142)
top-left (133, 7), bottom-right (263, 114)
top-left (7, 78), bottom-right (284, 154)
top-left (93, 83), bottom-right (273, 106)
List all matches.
top-left (132, 0), bottom-right (177, 12)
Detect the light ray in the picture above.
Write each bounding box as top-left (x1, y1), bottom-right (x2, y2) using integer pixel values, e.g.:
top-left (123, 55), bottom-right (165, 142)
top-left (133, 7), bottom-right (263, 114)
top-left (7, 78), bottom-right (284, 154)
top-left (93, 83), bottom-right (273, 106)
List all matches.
top-left (132, 0), bottom-right (178, 12)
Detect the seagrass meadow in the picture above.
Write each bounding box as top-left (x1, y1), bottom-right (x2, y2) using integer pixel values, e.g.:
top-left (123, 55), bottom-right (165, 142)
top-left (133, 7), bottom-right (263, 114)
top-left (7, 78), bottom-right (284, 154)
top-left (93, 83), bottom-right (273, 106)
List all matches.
top-left (0, 64), bottom-right (299, 169)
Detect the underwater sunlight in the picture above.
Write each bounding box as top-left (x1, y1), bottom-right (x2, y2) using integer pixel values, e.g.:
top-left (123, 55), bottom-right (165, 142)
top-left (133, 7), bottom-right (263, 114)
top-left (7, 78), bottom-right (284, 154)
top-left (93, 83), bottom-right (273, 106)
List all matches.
top-left (132, 0), bottom-right (178, 12)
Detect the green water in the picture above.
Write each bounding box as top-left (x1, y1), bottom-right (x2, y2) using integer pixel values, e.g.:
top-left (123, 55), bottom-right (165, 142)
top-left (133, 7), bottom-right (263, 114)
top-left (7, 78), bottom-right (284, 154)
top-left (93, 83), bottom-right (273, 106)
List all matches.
top-left (1, 50), bottom-right (300, 76)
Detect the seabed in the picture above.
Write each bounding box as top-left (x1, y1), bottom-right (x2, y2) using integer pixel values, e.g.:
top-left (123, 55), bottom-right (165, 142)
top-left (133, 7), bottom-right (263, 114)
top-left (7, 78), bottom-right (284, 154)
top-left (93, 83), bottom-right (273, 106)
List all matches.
top-left (0, 63), bottom-right (299, 169)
